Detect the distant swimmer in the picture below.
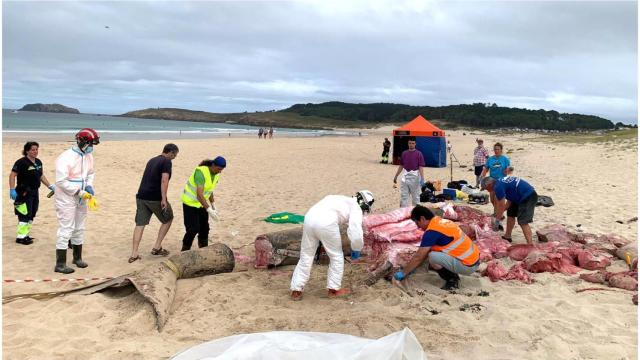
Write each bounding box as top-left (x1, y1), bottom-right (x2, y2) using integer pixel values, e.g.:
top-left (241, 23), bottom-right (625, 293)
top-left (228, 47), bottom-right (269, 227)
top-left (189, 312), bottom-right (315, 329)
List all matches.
top-left (105, 25), bottom-right (110, 29)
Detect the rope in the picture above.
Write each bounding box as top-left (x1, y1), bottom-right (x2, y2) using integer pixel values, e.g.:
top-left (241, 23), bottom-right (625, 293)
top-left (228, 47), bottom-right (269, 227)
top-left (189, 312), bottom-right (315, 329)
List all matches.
top-left (163, 260), bottom-right (181, 278)
top-left (3, 277), bottom-right (113, 284)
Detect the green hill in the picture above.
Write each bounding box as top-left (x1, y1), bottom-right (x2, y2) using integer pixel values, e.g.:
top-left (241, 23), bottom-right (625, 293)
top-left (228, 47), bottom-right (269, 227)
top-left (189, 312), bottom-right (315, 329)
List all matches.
top-left (121, 102), bottom-right (616, 131)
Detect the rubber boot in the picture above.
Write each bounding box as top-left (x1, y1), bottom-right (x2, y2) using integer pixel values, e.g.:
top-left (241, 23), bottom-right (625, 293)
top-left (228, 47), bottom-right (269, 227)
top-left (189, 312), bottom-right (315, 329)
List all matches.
top-left (437, 268), bottom-right (460, 290)
top-left (72, 245), bottom-right (88, 268)
top-left (54, 249), bottom-right (75, 274)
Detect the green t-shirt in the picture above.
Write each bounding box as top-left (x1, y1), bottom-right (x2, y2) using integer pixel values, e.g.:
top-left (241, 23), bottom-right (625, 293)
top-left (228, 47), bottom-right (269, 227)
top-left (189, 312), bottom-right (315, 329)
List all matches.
top-left (194, 169), bottom-right (206, 185)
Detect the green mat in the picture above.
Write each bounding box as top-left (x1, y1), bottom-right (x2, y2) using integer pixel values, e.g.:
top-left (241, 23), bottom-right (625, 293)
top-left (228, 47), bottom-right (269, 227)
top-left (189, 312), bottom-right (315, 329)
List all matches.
top-left (264, 212), bottom-right (305, 224)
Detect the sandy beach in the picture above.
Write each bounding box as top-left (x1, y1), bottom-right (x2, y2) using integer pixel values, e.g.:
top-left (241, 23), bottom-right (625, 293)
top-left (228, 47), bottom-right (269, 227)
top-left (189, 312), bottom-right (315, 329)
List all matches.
top-left (2, 128), bottom-right (637, 359)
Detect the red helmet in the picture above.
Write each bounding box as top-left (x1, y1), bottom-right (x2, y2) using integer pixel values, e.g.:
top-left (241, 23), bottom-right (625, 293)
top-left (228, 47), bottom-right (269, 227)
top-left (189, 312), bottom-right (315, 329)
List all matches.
top-left (75, 128), bottom-right (100, 145)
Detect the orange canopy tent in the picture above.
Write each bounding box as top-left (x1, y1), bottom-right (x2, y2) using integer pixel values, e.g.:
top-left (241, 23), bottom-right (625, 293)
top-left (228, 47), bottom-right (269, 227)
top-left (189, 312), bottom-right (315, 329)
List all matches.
top-left (392, 115), bottom-right (447, 167)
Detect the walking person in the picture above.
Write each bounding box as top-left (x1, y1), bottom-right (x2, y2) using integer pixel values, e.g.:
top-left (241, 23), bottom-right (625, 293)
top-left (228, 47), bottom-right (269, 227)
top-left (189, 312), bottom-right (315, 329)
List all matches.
top-left (268, 126), bottom-right (274, 139)
top-left (180, 156), bottom-right (226, 251)
top-left (380, 138), bottom-right (391, 164)
top-left (472, 138), bottom-right (489, 187)
top-left (480, 142), bottom-right (511, 212)
top-left (258, 128), bottom-right (263, 139)
top-left (53, 128), bottom-right (100, 273)
top-left (393, 137), bottom-right (426, 207)
top-left (9, 141), bottom-right (55, 245)
top-left (129, 144), bottom-right (179, 263)
top-left (290, 190), bottom-right (375, 301)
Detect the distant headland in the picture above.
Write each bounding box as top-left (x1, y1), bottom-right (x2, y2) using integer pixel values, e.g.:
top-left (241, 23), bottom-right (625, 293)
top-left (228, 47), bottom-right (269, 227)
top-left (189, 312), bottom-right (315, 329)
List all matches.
top-left (19, 103), bottom-right (80, 114)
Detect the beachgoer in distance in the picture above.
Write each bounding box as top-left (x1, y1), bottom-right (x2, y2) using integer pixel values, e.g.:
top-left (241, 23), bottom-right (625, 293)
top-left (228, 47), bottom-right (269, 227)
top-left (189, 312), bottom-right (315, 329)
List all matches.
top-left (481, 176), bottom-right (538, 244)
top-left (290, 191), bottom-right (375, 301)
top-left (129, 144), bottom-right (179, 263)
top-left (480, 142), bottom-right (510, 213)
top-left (380, 137), bottom-right (391, 164)
top-left (9, 141), bottom-right (55, 245)
top-left (472, 138), bottom-right (489, 187)
top-left (53, 128), bottom-right (100, 273)
top-left (180, 156), bottom-right (226, 251)
top-left (393, 205), bottom-right (480, 290)
top-left (258, 128), bottom-right (263, 139)
top-left (269, 126), bottom-right (274, 139)
top-left (393, 137), bottom-right (426, 207)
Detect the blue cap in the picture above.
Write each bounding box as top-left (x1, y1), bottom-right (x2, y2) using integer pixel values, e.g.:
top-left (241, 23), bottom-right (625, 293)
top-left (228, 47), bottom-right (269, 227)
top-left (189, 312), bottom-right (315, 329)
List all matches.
top-left (213, 156), bottom-right (226, 168)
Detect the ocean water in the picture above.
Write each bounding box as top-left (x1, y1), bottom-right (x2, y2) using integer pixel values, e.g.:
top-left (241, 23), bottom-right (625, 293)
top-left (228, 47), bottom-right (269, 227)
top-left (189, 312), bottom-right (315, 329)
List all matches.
top-left (2, 110), bottom-right (352, 139)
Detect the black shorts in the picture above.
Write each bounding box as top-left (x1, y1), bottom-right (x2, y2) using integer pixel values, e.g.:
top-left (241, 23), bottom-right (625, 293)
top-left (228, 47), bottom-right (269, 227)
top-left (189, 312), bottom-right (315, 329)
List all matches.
top-left (507, 191), bottom-right (538, 225)
top-left (474, 165), bottom-right (484, 176)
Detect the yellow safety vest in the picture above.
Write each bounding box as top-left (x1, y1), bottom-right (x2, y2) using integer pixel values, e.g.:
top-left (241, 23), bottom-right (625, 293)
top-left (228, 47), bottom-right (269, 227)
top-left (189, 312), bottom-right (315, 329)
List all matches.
top-left (181, 166), bottom-right (220, 208)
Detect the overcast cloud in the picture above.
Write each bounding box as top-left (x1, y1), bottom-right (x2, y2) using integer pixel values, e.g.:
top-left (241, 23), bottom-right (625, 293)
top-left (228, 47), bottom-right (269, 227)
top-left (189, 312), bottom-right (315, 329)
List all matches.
top-left (3, 0), bottom-right (637, 123)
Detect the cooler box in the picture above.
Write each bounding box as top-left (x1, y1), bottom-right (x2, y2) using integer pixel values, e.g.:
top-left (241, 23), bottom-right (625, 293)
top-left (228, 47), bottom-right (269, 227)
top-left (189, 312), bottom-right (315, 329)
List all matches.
top-left (443, 188), bottom-right (457, 199)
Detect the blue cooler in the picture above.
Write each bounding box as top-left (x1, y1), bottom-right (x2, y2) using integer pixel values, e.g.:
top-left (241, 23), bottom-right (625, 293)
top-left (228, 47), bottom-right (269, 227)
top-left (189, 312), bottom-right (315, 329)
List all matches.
top-left (443, 188), bottom-right (457, 199)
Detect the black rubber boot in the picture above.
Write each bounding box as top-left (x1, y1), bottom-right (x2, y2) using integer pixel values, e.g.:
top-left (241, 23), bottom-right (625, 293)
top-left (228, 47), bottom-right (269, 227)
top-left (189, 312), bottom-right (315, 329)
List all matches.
top-left (54, 249), bottom-right (75, 274)
top-left (437, 268), bottom-right (460, 290)
top-left (72, 245), bottom-right (88, 268)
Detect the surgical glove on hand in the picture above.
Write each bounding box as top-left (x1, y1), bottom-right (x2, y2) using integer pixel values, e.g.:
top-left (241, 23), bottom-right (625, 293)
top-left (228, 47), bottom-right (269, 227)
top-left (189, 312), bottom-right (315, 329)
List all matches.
top-left (48, 184), bottom-right (56, 192)
top-left (85, 186), bottom-right (95, 196)
top-left (206, 206), bottom-right (220, 221)
top-left (9, 188), bottom-right (17, 200)
top-left (420, 179), bottom-right (426, 187)
top-left (491, 216), bottom-right (502, 231)
top-left (351, 251), bottom-right (361, 260)
top-left (394, 271), bottom-right (406, 281)
top-left (78, 190), bottom-right (92, 200)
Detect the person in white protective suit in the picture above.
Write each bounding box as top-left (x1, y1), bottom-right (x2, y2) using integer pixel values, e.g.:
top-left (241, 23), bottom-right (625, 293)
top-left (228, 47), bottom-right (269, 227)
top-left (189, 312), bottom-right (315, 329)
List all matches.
top-left (393, 137), bottom-right (426, 207)
top-left (53, 128), bottom-right (99, 274)
top-left (290, 190), bottom-right (375, 301)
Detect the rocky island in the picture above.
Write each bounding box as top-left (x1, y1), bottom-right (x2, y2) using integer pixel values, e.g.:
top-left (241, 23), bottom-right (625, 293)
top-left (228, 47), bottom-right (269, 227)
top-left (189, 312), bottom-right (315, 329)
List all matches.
top-left (19, 103), bottom-right (80, 114)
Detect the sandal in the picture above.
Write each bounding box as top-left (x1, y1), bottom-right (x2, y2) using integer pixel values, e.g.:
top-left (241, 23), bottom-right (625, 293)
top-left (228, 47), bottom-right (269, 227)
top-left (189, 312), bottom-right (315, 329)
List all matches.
top-left (151, 247), bottom-right (170, 256)
top-left (128, 255), bottom-right (141, 263)
top-left (501, 235), bottom-right (513, 243)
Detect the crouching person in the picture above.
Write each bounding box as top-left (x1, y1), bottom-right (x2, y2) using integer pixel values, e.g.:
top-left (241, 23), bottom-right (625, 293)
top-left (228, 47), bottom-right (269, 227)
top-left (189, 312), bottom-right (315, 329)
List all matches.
top-left (393, 205), bottom-right (480, 290)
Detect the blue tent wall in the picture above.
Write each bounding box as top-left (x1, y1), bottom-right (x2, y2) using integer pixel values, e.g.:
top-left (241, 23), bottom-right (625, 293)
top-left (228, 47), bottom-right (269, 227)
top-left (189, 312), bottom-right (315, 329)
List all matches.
top-left (416, 137), bottom-right (447, 168)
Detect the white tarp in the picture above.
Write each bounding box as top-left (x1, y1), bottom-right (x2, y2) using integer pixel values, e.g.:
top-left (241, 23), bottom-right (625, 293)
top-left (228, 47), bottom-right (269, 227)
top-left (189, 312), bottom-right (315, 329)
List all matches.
top-left (171, 327), bottom-right (426, 360)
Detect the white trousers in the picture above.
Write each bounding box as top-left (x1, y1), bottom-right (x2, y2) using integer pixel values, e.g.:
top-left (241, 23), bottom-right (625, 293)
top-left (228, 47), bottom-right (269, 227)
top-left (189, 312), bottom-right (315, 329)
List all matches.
top-left (56, 200), bottom-right (88, 250)
top-left (400, 171), bottom-right (421, 207)
top-left (290, 222), bottom-right (344, 291)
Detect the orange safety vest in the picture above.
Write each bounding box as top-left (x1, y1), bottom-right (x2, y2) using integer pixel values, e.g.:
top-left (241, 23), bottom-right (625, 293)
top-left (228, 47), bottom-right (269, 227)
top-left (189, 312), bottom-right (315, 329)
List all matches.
top-left (428, 216), bottom-right (480, 266)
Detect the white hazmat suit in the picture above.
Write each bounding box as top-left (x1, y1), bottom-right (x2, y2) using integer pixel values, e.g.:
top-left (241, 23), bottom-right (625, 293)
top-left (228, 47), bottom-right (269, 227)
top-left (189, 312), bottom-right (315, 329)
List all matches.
top-left (290, 195), bottom-right (364, 291)
top-left (400, 170), bottom-right (421, 207)
top-left (54, 147), bottom-right (95, 250)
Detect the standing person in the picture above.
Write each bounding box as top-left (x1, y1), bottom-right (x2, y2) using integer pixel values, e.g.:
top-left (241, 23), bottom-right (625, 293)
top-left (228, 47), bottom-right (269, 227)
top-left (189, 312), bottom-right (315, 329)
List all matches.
top-left (258, 128), bottom-right (263, 139)
top-left (9, 141), bottom-right (55, 245)
top-left (129, 144), bottom-right (179, 263)
top-left (290, 190), bottom-right (375, 301)
top-left (481, 176), bottom-right (538, 244)
top-left (472, 138), bottom-right (489, 187)
top-left (393, 205), bottom-right (480, 290)
top-left (480, 142), bottom-right (511, 211)
top-left (268, 126), bottom-right (274, 139)
top-left (53, 128), bottom-right (100, 274)
top-left (380, 137), bottom-right (391, 164)
top-left (180, 156), bottom-right (226, 251)
top-left (393, 138), bottom-right (426, 207)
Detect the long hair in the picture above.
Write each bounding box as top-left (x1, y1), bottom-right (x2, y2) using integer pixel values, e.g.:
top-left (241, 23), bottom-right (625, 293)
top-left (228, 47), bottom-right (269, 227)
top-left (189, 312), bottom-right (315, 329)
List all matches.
top-left (199, 159), bottom-right (215, 167)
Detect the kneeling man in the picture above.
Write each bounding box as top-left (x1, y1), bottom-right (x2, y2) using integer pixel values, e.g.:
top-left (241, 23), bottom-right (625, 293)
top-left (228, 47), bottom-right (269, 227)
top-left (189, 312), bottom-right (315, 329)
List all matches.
top-left (394, 205), bottom-right (480, 290)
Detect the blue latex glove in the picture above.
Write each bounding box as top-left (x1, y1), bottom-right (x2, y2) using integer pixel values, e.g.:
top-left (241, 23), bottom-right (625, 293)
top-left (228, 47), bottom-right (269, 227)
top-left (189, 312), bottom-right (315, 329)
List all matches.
top-left (9, 188), bottom-right (17, 200)
top-left (394, 271), bottom-right (405, 281)
top-left (351, 250), bottom-right (361, 260)
top-left (85, 186), bottom-right (95, 196)
top-left (420, 179), bottom-right (426, 187)
top-left (48, 184), bottom-right (56, 191)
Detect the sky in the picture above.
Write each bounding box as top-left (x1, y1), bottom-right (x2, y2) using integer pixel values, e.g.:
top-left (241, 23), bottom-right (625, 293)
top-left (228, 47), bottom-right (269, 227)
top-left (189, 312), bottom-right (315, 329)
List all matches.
top-left (2, 0), bottom-right (638, 123)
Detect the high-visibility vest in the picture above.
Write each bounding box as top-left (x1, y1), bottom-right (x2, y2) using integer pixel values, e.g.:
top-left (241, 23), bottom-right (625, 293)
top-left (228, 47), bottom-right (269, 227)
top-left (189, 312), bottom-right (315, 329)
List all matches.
top-left (428, 216), bottom-right (480, 266)
top-left (181, 166), bottom-right (219, 208)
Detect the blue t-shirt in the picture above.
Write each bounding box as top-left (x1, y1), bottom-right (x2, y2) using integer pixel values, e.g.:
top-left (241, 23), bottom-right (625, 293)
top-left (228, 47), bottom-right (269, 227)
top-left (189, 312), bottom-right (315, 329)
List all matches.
top-left (485, 155), bottom-right (510, 179)
top-left (494, 176), bottom-right (535, 204)
top-left (419, 230), bottom-right (454, 248)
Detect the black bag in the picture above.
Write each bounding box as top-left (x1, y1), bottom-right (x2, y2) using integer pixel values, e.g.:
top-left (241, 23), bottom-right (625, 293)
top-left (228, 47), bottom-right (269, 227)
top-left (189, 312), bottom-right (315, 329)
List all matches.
top-left (446, 180), bottom-right (468, 190)
top-left (536, 195), bottom-right (554, 207)
top-left (420, 189), bottom-right (435, 203)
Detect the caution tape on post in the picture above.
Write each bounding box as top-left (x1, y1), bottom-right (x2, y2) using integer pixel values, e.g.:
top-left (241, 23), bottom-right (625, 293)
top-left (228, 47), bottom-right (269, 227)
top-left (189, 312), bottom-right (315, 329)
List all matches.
top-left (3, 277), bottom-right (113, 284)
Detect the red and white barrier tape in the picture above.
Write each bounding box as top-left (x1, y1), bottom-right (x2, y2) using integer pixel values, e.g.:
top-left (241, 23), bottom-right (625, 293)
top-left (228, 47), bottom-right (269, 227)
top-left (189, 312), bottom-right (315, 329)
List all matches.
top-left (4, 277), bottom-right (113, 284)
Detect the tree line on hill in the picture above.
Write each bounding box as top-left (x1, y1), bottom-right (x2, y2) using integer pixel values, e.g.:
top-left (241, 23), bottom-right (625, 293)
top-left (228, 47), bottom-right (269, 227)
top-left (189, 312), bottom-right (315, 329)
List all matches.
top-left (282, 102), bottom-right (617, 130)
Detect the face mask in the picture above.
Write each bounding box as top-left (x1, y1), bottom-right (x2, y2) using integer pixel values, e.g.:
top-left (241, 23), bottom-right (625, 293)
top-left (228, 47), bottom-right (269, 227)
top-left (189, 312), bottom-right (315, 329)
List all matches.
top-left (84, 145), bottom-right (94, 154)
